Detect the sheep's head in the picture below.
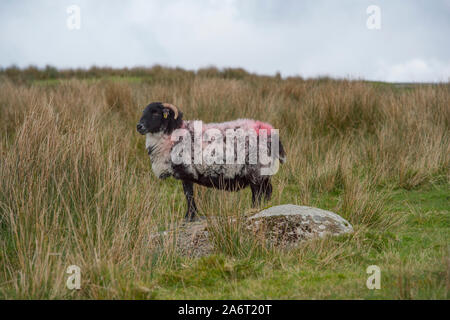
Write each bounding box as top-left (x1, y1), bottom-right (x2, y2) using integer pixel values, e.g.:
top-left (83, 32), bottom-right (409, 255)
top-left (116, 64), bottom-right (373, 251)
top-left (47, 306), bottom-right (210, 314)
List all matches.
top-left (137, 102), bottom-right (183, 135)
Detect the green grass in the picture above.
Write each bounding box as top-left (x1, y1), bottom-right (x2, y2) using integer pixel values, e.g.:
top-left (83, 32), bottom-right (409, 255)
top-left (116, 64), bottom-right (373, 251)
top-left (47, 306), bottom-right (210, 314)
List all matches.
top-left (33, 184), bottom-right (444, 300)
top-left (138, 184), bottom-right (447, 300)
top-left (32, 76), bottom-right (147, 86)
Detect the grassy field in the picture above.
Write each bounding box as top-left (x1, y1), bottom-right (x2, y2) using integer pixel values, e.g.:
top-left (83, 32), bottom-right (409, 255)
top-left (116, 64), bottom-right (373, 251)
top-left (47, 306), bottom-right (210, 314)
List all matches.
top-left (0, 66), bottom-right (448, 299)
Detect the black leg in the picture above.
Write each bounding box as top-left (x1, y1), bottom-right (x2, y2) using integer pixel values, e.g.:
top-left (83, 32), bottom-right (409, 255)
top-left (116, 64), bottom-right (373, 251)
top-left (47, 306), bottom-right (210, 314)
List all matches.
top-left (182, 180), bottom-right (197, 221)
top-left (251, 179), bottom-right (272, 207)
top-left (251, 184), bottom-right (260, 206)
top-left (263, 180), bottom-right (273, 202)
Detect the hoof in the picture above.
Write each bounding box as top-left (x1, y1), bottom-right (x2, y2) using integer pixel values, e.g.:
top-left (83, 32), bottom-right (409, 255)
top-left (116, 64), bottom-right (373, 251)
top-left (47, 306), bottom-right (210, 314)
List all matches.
top-left (184, 213), bottom-right (197, 222)
top-left (184, 214), bottom-right (204, 223)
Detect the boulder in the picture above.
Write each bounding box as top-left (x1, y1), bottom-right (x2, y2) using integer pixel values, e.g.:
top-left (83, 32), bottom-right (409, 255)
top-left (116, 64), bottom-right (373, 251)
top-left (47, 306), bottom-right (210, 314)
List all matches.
top-left (150, 205), bottom-right (353, 256)
top-left (150, 219), bottom-right (213, 257)
top-left (246, 204), bottom-right (353, 247)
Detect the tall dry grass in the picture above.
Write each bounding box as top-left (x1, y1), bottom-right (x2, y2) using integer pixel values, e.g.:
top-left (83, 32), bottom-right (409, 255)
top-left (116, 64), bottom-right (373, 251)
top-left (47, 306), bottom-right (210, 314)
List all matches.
top-left (0, 69), bottom-right (448, 298)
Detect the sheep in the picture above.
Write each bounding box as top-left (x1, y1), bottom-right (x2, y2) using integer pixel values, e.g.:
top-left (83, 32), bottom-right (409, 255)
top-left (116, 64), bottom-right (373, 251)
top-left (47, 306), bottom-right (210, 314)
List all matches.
top-left (137, 102), bottom-right (286, 221)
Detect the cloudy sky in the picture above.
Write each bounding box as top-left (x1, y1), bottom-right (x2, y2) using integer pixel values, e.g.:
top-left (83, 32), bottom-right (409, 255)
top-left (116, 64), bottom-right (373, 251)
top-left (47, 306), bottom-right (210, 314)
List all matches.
top-left (1, 0), bottom-right (449, 82)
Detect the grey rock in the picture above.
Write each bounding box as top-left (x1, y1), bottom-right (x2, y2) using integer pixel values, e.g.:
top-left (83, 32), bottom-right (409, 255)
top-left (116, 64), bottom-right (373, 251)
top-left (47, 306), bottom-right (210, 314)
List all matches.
top-left (246, 204), bottom-right (353, 246)
top-left (150, 205), bottom-right (353, 256)
top-left (150, 219), bottom-right (213, 257)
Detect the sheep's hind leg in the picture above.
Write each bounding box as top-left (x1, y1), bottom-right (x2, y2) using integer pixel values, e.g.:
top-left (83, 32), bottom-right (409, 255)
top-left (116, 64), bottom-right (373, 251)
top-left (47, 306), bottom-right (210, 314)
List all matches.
top-left (182, 181), bottom-right (198, 222)
top-left (250, 179), bottom-right (272, 207)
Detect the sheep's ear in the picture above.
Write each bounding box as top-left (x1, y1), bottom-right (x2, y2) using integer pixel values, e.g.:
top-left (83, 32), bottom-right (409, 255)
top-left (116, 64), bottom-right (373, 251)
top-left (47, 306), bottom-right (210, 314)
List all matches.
top-left (165, 109), bottom-right (183, 134)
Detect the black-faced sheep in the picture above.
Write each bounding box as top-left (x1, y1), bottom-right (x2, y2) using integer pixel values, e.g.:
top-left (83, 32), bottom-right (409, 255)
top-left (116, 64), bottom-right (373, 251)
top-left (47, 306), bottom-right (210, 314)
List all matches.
top-left (137, 102), bottom-right (286, 221)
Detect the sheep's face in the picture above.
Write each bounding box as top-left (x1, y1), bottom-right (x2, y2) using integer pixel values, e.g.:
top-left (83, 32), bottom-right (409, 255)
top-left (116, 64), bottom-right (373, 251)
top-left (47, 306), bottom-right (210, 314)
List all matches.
top-left (137, 102), bottom-right (182, 135)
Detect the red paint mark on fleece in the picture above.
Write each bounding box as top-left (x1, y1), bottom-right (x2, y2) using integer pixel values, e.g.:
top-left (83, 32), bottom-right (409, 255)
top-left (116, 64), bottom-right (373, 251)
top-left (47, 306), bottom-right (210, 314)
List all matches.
top-left (253, 121), bottom-right (273, 135)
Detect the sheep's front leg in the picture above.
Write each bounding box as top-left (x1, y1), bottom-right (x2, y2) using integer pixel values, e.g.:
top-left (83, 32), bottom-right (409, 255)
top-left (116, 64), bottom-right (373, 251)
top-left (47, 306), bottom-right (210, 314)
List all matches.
top-left (182, 180), bottom-right (198, 221)
top-left (250, 180), bottom-right (273, 207)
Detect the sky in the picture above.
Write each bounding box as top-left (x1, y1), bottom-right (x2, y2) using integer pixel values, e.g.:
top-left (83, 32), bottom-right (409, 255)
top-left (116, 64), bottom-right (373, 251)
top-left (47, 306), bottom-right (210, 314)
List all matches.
top-left (0, 0), bottom-right (449, 82)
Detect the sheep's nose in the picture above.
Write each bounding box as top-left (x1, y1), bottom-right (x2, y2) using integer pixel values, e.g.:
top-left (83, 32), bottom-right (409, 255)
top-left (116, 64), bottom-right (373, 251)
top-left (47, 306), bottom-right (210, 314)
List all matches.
top-left (137, 123), bottom-right (144, 133)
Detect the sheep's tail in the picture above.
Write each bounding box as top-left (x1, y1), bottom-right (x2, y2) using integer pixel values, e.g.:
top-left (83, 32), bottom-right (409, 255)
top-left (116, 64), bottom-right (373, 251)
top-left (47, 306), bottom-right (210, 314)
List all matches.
top-left (279, 139), bottom-right (287, 164)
